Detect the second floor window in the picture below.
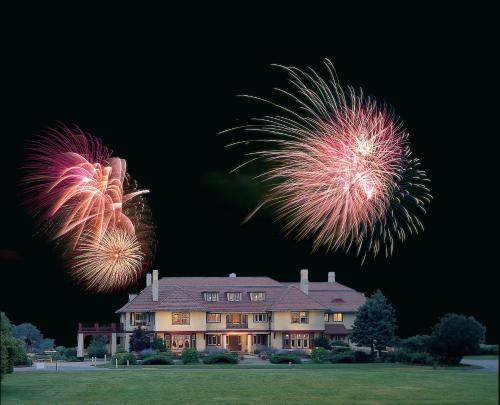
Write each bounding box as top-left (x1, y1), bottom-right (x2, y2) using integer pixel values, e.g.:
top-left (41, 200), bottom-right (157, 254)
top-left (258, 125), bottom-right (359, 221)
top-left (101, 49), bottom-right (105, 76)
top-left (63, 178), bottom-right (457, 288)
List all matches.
top-left (323, 312), bottom-right (330, 322)
top-left (253, 313), bottom-right (268, 322)
top-left (227, 292), bottom-right (242, 301)
top-left (204, 292), bottom-right (219, 301)
top-left (130, 312), bottom-right (151, 326)
top-left (291, 311), bottom-right (309, 324)
top-left (333, 313), bottom-right (343, 322)
top-left (249, 292), bottom-right (265, 301)
top-left (172, 312), bottom-right (190, 325)
top-left (207, 313), bottom-right (221, 323)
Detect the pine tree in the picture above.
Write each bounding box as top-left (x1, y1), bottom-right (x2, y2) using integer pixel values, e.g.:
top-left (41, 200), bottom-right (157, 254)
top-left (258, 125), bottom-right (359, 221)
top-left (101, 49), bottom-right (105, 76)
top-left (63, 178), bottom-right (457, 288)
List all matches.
top-left (350, 290), bottom-right (397, 354)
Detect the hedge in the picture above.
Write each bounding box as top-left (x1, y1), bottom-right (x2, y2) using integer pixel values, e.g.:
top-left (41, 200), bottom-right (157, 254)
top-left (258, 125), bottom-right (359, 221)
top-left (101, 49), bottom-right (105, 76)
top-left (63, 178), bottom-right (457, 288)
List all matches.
top-left (269, 354), bottom-right (302, 364)
top-left (202, 353), bottom-right (239, 364)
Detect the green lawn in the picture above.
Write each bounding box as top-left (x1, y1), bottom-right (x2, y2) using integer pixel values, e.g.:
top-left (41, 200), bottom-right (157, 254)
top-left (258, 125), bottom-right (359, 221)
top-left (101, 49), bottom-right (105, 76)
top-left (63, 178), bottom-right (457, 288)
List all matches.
top-left (2, 364), bottom-right (498, 405)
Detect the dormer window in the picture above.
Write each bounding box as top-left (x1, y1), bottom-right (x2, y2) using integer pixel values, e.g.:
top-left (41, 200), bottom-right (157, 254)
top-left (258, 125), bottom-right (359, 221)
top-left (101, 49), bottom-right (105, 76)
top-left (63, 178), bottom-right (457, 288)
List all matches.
top-left (226, 292), bottom-right (242, 301)
top-left (249, 292), bottom-right (265, 301)
top-left (204, 292), bottom-right (219, 301)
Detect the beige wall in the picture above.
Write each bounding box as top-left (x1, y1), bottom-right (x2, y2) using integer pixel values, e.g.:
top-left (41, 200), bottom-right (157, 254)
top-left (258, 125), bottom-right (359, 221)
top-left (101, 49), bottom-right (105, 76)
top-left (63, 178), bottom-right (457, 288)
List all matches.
top-left (155, 311), bottom-right (206, 331)
top-left (195, 332), bottom-right (206, 351)
top-left (325, 312), bottom-right (356, 329)
top-left (271, 311), bottom-right (324, 331)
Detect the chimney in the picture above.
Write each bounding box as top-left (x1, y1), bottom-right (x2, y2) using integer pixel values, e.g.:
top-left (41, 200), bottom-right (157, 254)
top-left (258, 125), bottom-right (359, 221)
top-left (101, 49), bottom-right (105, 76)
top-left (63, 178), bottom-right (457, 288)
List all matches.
top-left (128, 293), bottom-right (137, 302)
top-left (146, 273), bottom-right (152, 287)
top-left (328, 272), bottom-right (336, 283)
top-left (229, 273), bottom-right (236, 278)
top-left (300, 269), bottom-right (309, 295)
top-left (152, 269), bottom-right (159, 301)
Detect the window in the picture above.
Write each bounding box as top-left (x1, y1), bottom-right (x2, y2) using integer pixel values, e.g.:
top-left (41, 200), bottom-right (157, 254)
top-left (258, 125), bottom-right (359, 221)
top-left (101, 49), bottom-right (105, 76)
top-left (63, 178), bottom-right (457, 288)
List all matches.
top-left (253, 335), bottom-right (268, 345)
top-left (291, 311), bottom-right (309, 324)
top-left (323, 312), bottom-right (330, 322)
top-left (227, 292), bottom-right (242, 301)
top-left (226, 313), bottom-right (248, 324)
top-left (249, 292), bottom-right (265, 301)
top-left (130, 312), bottom-right (150, 326)
top-left (334, 335), bottom-right (345, 341)
top-left (204, 292), bottom-right (219, 301)
top-left (172, 312), bottom-right (190, 325)
top-left (333, 313), bottom-right (343, 322)
top-left (283, 333), bottom-right (310, 349)
top-left (207, 335), bottom-right (221, 346)
top-left (170, 334), bottom-right (191, 349)
top-left (207, 313), bottom-right (221, 323)
top-left (253, 313), bottom-right (268, 322)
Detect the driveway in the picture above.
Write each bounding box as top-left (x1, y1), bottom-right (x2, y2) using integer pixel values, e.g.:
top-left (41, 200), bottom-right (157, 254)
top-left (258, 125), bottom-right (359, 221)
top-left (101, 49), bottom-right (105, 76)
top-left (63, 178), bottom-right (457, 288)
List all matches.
top-left (460, 359), bottom-right (499, 372)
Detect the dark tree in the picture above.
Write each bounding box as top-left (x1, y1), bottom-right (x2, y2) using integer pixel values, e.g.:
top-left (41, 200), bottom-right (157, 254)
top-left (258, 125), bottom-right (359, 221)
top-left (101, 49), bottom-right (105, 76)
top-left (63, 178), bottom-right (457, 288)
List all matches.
top-left (129, 327), bottom-right (151, 352)
top-left (313, 336), bottom-right (332, 350)
top-left (429, 314), bottom-right (486, 365)
top-left (87, 336), bottom-right (108, 358)
top-left (350, 290), bottom-right (397, 354)
top-left (151, 335), bottom-right (166, 352)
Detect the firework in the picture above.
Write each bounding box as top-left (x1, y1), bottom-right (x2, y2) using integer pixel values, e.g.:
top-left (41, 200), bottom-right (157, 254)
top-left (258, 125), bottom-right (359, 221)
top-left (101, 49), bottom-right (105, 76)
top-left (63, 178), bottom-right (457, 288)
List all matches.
top-left (72, 229), bottom-right (144, 292)
top-left (23, 124), bottom-right (153, 290)
top-left (224, 59), bottom-right (431, 261)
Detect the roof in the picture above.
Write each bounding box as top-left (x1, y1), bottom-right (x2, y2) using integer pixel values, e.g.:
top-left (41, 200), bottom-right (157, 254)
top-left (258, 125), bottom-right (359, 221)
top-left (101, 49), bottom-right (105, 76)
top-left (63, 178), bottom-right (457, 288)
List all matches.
top-left (325, 324), bottom-right (350, 335)
top-left (116, 276), bottom-right (364, 313)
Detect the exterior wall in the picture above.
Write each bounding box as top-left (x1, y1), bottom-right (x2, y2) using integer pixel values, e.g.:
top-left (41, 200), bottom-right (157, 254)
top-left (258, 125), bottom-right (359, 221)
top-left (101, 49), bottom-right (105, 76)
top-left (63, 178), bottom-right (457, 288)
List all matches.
top-left (124, 311), bottom-right (155, 332)
top-left (206, 313), bottom-right (227, 331)
top-left (155, 311), bottom-right (206, 332)
top-left (271, 331), bottom-right (283, 349)
top-left (247, 313), bottom-right (272, 330)
top-left (324, 312), bottom-right (356, 329)
top-left (195, 332), bottom-right (206, 351)
top-left (271, 310), bottom-right (324, 331)
top-left (205, 312), bottom-right (271, 331)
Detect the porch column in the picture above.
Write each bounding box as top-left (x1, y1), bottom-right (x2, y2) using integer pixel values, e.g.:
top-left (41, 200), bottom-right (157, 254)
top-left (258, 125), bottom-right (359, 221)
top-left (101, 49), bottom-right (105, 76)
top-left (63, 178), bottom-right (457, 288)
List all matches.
top-left (247, 334), bottom-right (252, 353)
top-left (111, 333), bottom-right (117, 355)
top-left (124, 333), bottom-right (130, 352)
top-left (222, 334), bottom-right (227, 350)
top-left (77, 333), bottom-right (84, 357)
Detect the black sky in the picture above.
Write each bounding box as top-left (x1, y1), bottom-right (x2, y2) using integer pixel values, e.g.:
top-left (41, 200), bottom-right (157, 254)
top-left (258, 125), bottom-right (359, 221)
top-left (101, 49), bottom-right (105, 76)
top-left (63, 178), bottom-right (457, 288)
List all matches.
top-left (1, 11), bottom-right (497, 346)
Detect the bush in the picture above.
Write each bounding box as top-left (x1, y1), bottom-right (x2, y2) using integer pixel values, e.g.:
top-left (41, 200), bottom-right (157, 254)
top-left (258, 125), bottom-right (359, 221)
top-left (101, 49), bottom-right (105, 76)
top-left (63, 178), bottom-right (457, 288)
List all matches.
top-left (87, 336), bottom-right (107, 358)
top-left (181, 348), bottom-right (199, 364)
top-left (141, 354), bottom-right (174, 365)
top-left (393, 349), bottom-right (434, 365)
top-left (477, 344), bottom-right (498, 355)
top-left (310, 347), bottom-right (331, 363)
top-left (354, 351), bottom-right (374, 363)
top-left (313, 336), bottom-right (331, 350)
top-left (429, 314), bottom-right (486, 365)
top-left (203, 353), bottom-right (239, 364)
top-left (330, 352), bottom-right (355, 363)
top-left (76, 356), bottom-right (85, 362)
top-left (137, 348), bottom-right (155, 360)
top-left (380, 351), bottom-right (397, 363)
top-left (112, 352), bottom-right (137, 365)
top-left (151, 336), bottom-right (167, 352)
top-left (399, 335), bottom-right (431, 353)
top-left (129, 327), bottom-right (151, 352)
top-left (63, 347), bottom-right (77, 358)
top-left (269, 354), bottom-right (302, 364)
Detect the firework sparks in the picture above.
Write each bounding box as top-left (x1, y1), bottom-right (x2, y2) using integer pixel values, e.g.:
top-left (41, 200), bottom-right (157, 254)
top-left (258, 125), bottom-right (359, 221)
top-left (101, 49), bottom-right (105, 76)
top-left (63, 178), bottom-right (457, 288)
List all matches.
top-left (72, 229), bottom-right (144, 292)
top-left (225, 59), bottom-right (431, 261)
top-left (23, 124), bottom-right (153, 291)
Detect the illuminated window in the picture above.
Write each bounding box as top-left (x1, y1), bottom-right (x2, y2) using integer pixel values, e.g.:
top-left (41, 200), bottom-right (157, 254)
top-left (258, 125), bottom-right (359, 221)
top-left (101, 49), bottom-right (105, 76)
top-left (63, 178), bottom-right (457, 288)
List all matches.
top-left (227, 292), bottom-right (242, 301)
top-left (172, 312), bottom-right (190, 325)
top-left (291, 311), bottom-right (309, 324)
top-left (323, 312), bottom-right (330, 322)
top-left (333, 313), bottom-right (343, 322)
top-left (249, 292), bottom-right (265, 301)
top-left (207, 313), bottom-right (221, 323)
top-left (204, 292), bottom-right (219, 301)
top-left (171, 334), bottom-right (191, 349)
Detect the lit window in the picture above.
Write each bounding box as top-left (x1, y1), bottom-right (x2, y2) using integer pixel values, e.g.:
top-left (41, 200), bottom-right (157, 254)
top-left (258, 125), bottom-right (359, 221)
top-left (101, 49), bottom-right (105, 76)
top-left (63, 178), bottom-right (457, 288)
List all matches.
top-left (333, 313), bottom-right (343, 322)
top-left (171, 334), bottom-right (191, 349)
top-left (207, 313), bottom-right (221, 323)
top-left (131, 312), bottom-right (149, 326)
top-left (250, 292), bottom-right (265, 301)
top-left (204, 292), bottom-right (219, 301)
top-left (323, 312), bottom-right (330, 322)
top-left (227, 292), bottom-right (242, 301)
top-left (172, 312), bottom-right (190, 325)
top-left (253, 313), bottom-right (268, 322)
top-left (291, 311), bottom-right (309, 324)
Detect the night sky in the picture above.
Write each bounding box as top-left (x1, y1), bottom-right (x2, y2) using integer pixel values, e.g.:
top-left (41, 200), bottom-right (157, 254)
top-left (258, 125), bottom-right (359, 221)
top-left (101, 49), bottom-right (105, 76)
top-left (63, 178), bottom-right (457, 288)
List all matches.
top-left (1, 18), bottom-right (496, 347)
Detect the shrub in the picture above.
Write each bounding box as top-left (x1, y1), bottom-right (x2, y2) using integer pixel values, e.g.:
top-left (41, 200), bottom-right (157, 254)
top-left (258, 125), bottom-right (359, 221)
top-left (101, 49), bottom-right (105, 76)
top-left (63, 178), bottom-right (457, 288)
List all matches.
top-left (63, 347), bottom-right (77, 358)
top-left (354, 350), bottom-right (374, 363)
top-left (181, 348), bottom-right (199, 364)
top-left (87, 336), bottom-right (107, 358)
top-left (141, 354), bottom-right (174, 365)
top-left (151, 336), bottom-right (167, 352)
top-left (129, 327), bottom-right (151, 352)
top-left (380, 351), bottom-right (397, 363)
top-left (399, 335), bottom-right (431, 353)
top-left (330, 352), bottom-right (355, 363)
top-left (203, 353), bottom-right (239, 364)
top-left (477, 344), bottom-right (498, 355)
top-left (112, 352), bottom-right (137, 365)
top-left (137, 348), bottom-right (155, 360)
top-left (76, 356), bottom-right (85, 362)
top-left (429, 314), bottom-right (486, 365)
top-left (310, 347), bottom-right (331, 363)
top-left (393, 349), bottom-right (434, 365)
top-left (269, 354), bottom-right (302, 364)
top-left (313, 336), bottom-right (331, 350)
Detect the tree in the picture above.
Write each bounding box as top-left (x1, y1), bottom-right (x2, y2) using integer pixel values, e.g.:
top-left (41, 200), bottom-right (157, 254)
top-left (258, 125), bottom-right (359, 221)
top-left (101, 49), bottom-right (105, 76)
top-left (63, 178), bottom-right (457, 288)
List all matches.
top-left (87, 336), bottom-right (108, 358)
top-left (1, 312), bottom-right (29, 381)
top-left (350, 290), bottom-right (397, 355)
top-left (312, 336), bottom-right (331, 350)
top-left (10, 323), bottom-right (53, 353)
top-left (151, 335), bottom-right (166, 352)
top-left (129, 327), bottom-right (151, 352)
top-left (428, 314), bottom-right (485, 365)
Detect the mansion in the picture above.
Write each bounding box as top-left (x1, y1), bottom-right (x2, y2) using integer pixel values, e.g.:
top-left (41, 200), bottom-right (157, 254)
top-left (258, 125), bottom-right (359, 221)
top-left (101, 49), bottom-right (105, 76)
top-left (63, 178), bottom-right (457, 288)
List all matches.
top-left (77, 270), bottom-right (365, 356)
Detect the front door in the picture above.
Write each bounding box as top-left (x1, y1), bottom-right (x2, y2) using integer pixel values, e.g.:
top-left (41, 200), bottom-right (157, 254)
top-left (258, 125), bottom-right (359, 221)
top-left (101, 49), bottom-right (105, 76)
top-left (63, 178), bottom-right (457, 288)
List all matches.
top-left (227, 335), bottom-right (241, 352)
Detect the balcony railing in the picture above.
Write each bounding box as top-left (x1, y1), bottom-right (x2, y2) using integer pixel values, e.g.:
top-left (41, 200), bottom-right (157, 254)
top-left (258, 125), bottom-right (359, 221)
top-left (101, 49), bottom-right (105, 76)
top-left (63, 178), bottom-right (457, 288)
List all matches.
top-left (226, 323), bottom-right (249, 329)
top-left (78, 323), bottom-right (124, 333)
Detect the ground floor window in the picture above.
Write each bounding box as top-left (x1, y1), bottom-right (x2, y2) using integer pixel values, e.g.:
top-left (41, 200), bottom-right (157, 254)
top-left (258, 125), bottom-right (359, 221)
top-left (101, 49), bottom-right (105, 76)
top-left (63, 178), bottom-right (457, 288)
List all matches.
top-left (253, 334), bottom-right (268, 346)
top-left (283, 333), bottom-right (311, 349)
top-left (163, 334), bottom-right (196, 350)
top-left (334, 335), bottom-right (345, 341)
top-left (206, 334), bottom-right (221, 346)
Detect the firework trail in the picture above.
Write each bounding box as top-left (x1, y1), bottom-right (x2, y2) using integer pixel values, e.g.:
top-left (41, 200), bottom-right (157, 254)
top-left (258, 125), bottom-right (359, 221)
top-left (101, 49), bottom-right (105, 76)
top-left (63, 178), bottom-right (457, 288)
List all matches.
top-left (224, 59), bottom-right (431, 261)
top-left (23, 124), bottom-right (153, 290)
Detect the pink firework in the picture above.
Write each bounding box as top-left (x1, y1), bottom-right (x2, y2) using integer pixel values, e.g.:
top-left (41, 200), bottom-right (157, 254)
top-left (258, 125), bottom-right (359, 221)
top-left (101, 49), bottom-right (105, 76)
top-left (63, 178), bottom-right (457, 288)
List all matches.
top-left (225, 59), bottom-right (431, 260)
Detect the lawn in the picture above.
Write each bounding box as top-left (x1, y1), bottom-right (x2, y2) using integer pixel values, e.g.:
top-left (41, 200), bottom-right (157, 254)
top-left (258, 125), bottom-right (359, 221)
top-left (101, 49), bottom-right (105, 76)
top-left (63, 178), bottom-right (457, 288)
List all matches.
top-left (1, 364), bottom-right (498, 405)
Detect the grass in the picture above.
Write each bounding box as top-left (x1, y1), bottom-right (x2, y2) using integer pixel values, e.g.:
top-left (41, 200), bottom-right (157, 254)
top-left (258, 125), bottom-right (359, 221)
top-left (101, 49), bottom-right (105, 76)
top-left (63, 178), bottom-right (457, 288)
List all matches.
top-left (463, 355), bottom-right (498, 360)
top-left (2, 364), bottom-right (498, 405)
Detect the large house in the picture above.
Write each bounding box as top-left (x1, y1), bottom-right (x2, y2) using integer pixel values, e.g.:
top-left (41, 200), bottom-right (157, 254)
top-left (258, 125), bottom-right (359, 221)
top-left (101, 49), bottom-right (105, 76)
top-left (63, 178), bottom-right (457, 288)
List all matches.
top-left (76, 270), bottom-right (365, 356)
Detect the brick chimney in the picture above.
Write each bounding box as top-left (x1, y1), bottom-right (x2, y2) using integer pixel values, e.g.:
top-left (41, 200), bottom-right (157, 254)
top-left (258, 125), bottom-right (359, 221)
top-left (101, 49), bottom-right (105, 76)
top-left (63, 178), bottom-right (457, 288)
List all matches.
top-left (328, 272), bottom-right (336, 283)
top-left (300, 269), bottom-right (309, 295)
top-left (152, 269), bottom-right (159, 301)
top-left (229, 273), bottom-right (236, 278)
top-left (146, 273), bottom-right (152, 287)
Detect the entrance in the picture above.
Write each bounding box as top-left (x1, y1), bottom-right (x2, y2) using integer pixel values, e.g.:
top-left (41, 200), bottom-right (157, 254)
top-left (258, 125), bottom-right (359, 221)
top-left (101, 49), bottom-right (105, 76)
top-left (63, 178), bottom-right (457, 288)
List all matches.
top-left (227, 335), bottom-right (242, 352)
